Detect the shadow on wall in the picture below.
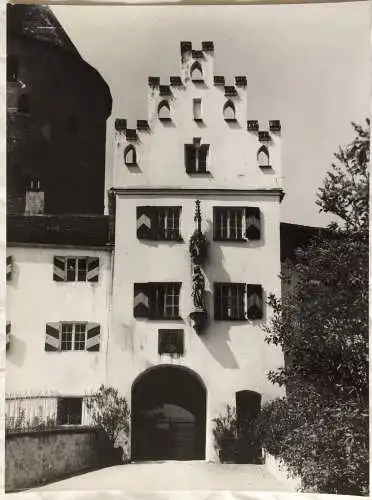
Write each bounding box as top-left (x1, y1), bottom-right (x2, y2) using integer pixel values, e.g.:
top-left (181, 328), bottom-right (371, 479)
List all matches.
top-left (7, 335), bottom-right (28, 369)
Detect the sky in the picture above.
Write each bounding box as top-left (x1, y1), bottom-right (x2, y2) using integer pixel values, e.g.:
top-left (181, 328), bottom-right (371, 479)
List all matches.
top-left (52, 2), bottom-right (370, 228)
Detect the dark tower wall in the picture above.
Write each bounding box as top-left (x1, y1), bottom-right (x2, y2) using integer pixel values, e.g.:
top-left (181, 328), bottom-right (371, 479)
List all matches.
top-left (7, 5), bottom-right (112, 215)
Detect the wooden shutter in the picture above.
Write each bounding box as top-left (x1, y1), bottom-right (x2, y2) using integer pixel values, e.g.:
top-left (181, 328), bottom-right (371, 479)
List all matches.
top-left (137, 206), bottom-right (155, 239)
top-left (213, 207), bottom-right (223, 240)
top-left (247, 284), bottom-right (263, 320)
top-left (86, 323), bottom-right (100, 351)
top-left (6, 256), bottom-right (12, 281)
top-left (185, 144), bottom-right (196, 173)
top-left (198, 144), bottom-right (209, 172)
top-left (245, 208), bottom-right (261, 240)
top-left (45, 322), bottom-right (61, 351)
top-left (87, 257), bottom-right (99, 282)
top-left (53, 256), bottom-right (66, 281)
top-left (133, 283), bottom-right (152, 318)
top-left (6, 322), bottom-right (11, 349)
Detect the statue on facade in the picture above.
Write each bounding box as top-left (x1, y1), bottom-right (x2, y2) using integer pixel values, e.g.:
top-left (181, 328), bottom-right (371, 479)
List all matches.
top-left (192, 265), bottom-right (205, 310)
top-left (189, 200), bottom-right (208, 265)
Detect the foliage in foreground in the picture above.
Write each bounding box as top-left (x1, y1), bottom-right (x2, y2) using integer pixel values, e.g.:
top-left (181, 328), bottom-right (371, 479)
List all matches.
top-left (86, 385), bottom-right (130, 459)
top-left (258, 120), bottom-right (369, 495)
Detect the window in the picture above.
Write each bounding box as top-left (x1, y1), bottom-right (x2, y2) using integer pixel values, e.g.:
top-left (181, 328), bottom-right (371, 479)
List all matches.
top-left (190, 61), bottom-right (203, 82)
top-left (193, 99), bottom-right (202, 121)
top-left (17, 94), bottom-right (30, 114)
top-left (185, 139), bottom-right (209, 174)
top-left (53, 256), bottom-right (99, 282)
top-left (45, 322), bottom-right (101, 352)
top-left (214, 207), bottom-right (244, 240)
top-left (158, 100), bottom-right (171, 121)
top-left (158, 329), bottom-right (184, 356)
top-left (57, 397), bottom-right (82, 425)
top-left (257, 145), bottom-right (270, 168)
top-left (214, 284), bottom-right (264, 320)
top-left (6, 255), bottom-right (12, 281)
top-left (7, 56), bottom-right (18, 82)
top-left (61, 322), bottom-right (87, 351)
top-left (223, 100), bottom-right (236, 121)
top-left (133, 282), bottom-right (181, 320)
top-left (213, 207), bottom-right (261, 241)
top-left (137, 206), bottom-right (182, 241)
top-left (214, 283), bottom-right (246, 320)
top-left (124, 144), bottom-right (137, 166)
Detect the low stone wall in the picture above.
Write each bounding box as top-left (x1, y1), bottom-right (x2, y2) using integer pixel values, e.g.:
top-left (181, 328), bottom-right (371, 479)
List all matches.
top-left (6, 426), bottom-right (104, 492)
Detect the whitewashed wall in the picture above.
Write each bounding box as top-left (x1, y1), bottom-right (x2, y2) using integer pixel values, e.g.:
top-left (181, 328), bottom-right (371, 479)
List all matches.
top-left (6, 246), bottom-right (112, 395)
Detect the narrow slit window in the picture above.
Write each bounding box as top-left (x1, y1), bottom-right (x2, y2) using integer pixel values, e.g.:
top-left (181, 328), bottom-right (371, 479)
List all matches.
top-left (193, 99), bottom-right (202, 121)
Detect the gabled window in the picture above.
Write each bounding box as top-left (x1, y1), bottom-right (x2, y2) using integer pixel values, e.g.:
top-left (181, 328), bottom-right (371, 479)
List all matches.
top-left (193, 99), bottom-right (202, 121)
top-left (223, 100), bottom-right (236, 121)
top-left (53, 256), bottom-right (99, 282)
top-left (185, 139), bottom-right (209, 174)
top-left (134, 282), bottom-right (181, 320)
top-left (45, 322), bottom-right (100, 352)
top-left (257, 145), bottom-right (270, 168)
top-left (57, 397), bottom-right (82, 425)
top-left (158, 100), bottom-right (171, 121)
top-left (124, 144), bottom-right (137, 166)
top-left (214, 283), bottom-right (263, 320)
top-left (213, 207), bottom-right (261, 241)
top-left (17, 94), bottom-right (30, 114)
top-left (137, 206), bottom-right (182, 241)
top-left (7, 56), bottom-right (19, 82)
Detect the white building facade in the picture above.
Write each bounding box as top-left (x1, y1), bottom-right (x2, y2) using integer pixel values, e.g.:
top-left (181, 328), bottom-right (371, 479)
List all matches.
top-left (108, 41), bottom-right (284, 461)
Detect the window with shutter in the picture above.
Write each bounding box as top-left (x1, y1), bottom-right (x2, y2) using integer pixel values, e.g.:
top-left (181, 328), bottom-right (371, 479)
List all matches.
top-left (213, 207), bottom-right (245, 241)
top-left (45, 322), bottom-right (61, 351)
top-left (137, 206), bottom-right (182, 241)
top-left (6, 256), bottom-right (12, 281)
top-left (87, 258), bottom-right (99, 282)
top-left (53, 256), bottom-right (66, 281)
top-left (185, 144), bottom-right (196, 173)
top-left (134, 283), bottom-right (181, 320)
top-left (247, 284), bottom-right (263, 320)
top-left (245, 208), bottom-right (261, 240)
top-left (214, 283), bottom-right (246, 320)
top-left (185, 141), bottom-right (209, 174)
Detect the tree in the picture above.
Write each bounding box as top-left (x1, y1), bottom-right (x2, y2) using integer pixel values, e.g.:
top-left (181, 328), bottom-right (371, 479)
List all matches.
top-left (258, 120), bottom-right (369, 495)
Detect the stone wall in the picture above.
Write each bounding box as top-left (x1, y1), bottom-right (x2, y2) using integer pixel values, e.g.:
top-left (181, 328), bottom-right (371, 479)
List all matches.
top-left (6, 427), bottom-right (102, 492)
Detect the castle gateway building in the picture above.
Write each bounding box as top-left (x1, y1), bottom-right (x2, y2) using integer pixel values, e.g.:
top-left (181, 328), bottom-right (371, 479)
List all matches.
top-left (108, 41), bottom-right (284, 461)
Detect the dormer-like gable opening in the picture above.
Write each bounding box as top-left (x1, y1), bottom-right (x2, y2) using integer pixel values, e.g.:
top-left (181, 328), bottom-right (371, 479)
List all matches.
top-left (124, 144), bottom-right (137, 166)
top-left (158, 100), bottom-right (171, 121)
top-left (223, 100), bottom-right (236, 121)
top-left (257, 145), bottom-right (270, 168)
top-left (190, 61), bottom-right (203, 82)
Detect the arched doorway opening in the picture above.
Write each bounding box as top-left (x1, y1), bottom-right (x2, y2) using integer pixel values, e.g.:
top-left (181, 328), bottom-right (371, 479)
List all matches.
top-left (132, 365), bottom-right (207, 461)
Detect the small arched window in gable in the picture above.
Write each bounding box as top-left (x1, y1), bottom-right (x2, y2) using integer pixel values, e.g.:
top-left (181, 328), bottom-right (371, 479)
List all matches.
top-left (223, 100), bottom-right (236, 121)
top-left (257, 145), bottom-right (270, 168)
top-left (18, 94), bottom-right (30, 114)
top-left (190, 61), bottom-right (203, 82)
top-left (158, 100), bottom-right (171, 121)
top-left (124, 144), bottom-right (137, 166)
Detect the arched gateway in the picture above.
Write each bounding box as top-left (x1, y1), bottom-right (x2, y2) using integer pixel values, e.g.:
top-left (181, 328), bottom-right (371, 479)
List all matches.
top-left (131, 365), bottom-right (207, 461)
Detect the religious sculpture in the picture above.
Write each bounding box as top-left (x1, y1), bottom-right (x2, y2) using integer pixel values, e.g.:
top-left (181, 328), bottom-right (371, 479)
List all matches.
top-left (192, 265), bottom-right (205, 310)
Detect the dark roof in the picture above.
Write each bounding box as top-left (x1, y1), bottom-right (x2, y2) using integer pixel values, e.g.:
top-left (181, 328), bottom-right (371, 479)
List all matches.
top-left (7, 4), bottom-right (79, 56)
top-left (280, 222), bottom-right (330, 262)
top-left (7, 215), bottom-right (113, 247)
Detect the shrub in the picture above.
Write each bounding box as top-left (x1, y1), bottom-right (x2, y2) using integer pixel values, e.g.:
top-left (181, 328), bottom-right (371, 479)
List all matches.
top-left (212, 405), bottom-right (239, 461)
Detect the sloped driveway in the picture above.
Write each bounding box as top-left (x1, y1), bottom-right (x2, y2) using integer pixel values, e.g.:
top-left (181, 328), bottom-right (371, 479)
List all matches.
top-left (30, 461), bottom-right (294, 492)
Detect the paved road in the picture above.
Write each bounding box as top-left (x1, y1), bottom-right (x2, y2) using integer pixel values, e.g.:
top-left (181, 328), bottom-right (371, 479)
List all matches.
top-left (30, 461), bottom-right (294, 492)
